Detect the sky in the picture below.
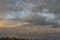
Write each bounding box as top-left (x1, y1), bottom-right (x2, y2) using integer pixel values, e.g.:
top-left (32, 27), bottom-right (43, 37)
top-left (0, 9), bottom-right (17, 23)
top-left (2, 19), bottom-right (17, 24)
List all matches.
top-left (0, 0), bottom-right (36, 20)
top-left (0, 0), bottom-right (60, 27)
top-left (0, 0), bottom-right (60, 38)
top-left (0, 0), bottom-right (59, 17)
top-left (0, 0), bottom-right (54, 17)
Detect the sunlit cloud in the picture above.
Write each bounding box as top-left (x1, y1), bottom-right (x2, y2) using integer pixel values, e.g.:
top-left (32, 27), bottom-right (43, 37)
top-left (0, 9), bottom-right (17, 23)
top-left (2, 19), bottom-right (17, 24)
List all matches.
top-left (0, 20), bottom-right (30, 28)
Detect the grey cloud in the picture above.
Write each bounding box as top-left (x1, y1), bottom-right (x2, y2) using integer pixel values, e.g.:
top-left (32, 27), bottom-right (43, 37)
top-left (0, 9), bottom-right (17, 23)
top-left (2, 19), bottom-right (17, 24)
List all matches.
top-left (0, 0), bottom-right (60, 26)
top-left (0, 0), bottom-right (23, 12)
top-left (0, 0), bottom-right (60, 13)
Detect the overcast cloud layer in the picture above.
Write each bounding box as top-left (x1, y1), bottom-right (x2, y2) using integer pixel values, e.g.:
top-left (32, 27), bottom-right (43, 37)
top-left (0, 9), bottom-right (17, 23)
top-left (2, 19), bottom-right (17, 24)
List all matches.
top-left (0, 0), bottom-right (60, 27)
top-left (0, 0), bottom-right (60, 16)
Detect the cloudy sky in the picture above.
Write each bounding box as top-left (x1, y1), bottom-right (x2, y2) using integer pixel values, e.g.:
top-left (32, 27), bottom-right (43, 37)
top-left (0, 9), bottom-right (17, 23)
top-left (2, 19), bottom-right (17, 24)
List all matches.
top-left (0, 0), bottom-right (59, 17)
top-left (0, 0), bottom-right (60, 27)
top-left (0, 0), bottom-right (56, 17)
top-left (0, 0), bottom-right (35, 18)
top-left (0, 0), bottom-right (60, 38)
